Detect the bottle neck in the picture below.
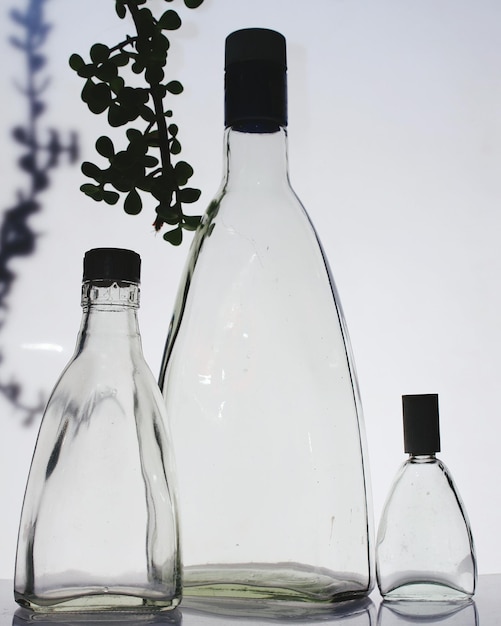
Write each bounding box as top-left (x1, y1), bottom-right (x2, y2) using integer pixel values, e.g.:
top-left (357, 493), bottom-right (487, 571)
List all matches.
top-left (78, 281), bottom-right (141, 341)
top-left (408, 454), bottom-right (437, 463)
top-left (222, 126), bottom-right (290, 189)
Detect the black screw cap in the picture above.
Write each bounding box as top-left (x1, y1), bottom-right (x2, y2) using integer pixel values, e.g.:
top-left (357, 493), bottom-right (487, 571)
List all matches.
top-left (225, 28), bottom-right (286, 69)
top-left (83, 248), bottom-right (141, 283)
top-left (224, 28), bottom-right (288, 130)
top-left (402, 394), bottom-right (441, 455)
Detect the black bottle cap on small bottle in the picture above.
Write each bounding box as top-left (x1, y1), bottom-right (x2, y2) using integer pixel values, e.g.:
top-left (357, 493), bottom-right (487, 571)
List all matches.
top-left (402, 394), bottom-right (441, 455)
top-left (83, 248), bottom-right (141, 283)
top-left (224, 28), bottom-right (287, 131)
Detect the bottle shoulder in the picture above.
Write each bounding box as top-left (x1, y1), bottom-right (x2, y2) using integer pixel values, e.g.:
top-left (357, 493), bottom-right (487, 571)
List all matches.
top-left (389, 456), bottom-right (453, 488)
top-left (381, 455), bottom-right (471, 520)
top-left (195, 184), bottom-right (317, 260)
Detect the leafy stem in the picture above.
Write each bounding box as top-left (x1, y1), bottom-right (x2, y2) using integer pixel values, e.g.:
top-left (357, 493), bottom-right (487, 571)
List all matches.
top-left (126, 1), bottom-right (178, 231)
top-left (69, 0), bottom-right (204, 245)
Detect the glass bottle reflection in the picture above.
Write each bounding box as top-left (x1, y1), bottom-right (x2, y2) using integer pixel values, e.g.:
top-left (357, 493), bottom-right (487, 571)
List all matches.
top-left (378, 599), bottom-right (478, 626)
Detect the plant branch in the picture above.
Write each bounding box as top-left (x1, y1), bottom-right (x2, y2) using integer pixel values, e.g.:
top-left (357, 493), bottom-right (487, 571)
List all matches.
top-left (69, 0), bottom-right (203, 245)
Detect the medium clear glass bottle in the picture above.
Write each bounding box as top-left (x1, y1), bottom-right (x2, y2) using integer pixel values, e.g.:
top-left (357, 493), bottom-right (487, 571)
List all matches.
top-left (15, 248), bottom-right (181, 612)
top-left (159, 28), bottom-right (373, 602)
top-left (376, 394), bottom-right (477, 601)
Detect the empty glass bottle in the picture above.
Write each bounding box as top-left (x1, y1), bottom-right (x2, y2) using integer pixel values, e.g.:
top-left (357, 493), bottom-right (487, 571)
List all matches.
top-left (158, 28), bottom-right (373, 602)
top-left (376, 394), bottom-right (477, 601)
top-left (15, 248), bottom-right (181, 612)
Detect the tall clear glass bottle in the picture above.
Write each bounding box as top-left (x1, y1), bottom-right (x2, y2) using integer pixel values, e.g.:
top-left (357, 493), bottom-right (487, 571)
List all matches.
top-left (159, 28), bottom-right (373, 602)
top-left (15, 248), bottom-right (181, 612)
top-left (376, 394), bottom-right (477, 602)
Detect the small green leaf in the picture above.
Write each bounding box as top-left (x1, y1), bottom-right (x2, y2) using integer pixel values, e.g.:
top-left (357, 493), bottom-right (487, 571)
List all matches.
top-left (77, 64), bottom-right (97, 79)
top-left (108, 102), bottom-right (130, 127)
top-left (69, 53), bottom-right (85, 71)
top-left (124, 188), bottom-right (143, 215)
top-left (174, 160), bottom-right (193, 185)
top-left (96, 136), bottom-right (115, 158)
top-left (110, 76), bottom-right (125, 94)
top-left (81, 78), bottom-right (94, 101)
top-left (83, 81), bottom-right (112, 114)
top-left (131, 59), bottom-right (145, 74)
top-left (96, 61), bottom-right (118, 82)
top-left (136, 7), bottom-right (155, 36)
top-left (126, 128), bottom-right (144, 144)
top-left (102, 190), bottom-right (120, 205)
top-left (144, 155), bottom-right (159, 167)
top-left (145, 64), bottom-right (164, 85)
top-left (179, 187), bottom-right (201, 203)
top-left (90, 43), bottom-right (110, 64)
top-left (184, 0), bottom-right (204, 7)
top-left (81, 161), bottom-right (103, 181)
top-left (111, 52), bottom-right (130, 67)
top-left (166, 80), bottom-right (183, 94)
top-left (163, 227), bottom-right (183, 245)
top-left (170, 138), bottom-right (181, 155)
top-left (80, 183), bottom-right (103, 201)
top-left (168, 123), bottom-right (179, 137)
top-left (140, 105), bottom-right (156, 123)
top-left (158, 10), bottom-right (182, 30)
top-left (183, 214), bottom-right (202, 230)
top-left (115, 1), bottom-right (127, 18)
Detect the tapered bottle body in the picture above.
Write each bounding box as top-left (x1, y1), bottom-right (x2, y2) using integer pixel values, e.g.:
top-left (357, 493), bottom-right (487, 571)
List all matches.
top-left (15, 249), bottom-right (181, 612)
top-left (376, 395), bottom-right (476, 601)
top-left (377, 456), bottom-right (476, 601)
top-left (159, 29), bottom-right (373, 602)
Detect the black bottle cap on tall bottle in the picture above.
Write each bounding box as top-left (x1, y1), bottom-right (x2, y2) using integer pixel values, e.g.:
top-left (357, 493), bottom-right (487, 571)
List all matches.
top-left (224, 28), bottom-right (287, 131)
top-left (402, 394), bottom-right (441, 455)
top-left (83, 248), bottom-right (141, 283)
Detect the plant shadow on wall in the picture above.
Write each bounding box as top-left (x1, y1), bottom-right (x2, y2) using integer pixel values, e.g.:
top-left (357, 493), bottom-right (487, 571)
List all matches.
top-left (0, 0), bottom-right (78, 426)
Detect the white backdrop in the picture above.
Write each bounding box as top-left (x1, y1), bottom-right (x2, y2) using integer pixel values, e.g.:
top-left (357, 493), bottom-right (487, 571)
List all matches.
top-left (1, 0), bottom-right (500, 578)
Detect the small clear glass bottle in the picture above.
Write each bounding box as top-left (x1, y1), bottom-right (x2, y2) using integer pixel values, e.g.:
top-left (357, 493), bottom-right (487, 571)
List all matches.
top-left (376, 394), bottom-right (477, 601)
top-left (159, 28), bottom-right (373, 602)
top-left (14, 248), bottom-right (181, 612)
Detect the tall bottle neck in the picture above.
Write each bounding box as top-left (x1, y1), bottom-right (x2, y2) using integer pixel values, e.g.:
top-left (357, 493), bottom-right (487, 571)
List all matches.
top-left (223, 126), bottom-right (290, 189)
top-left (79, 281), bottom-right (141, 340)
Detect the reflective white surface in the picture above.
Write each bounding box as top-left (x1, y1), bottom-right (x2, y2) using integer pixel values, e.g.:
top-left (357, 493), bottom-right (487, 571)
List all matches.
top-left (0, 576), bottom-right (500, 626)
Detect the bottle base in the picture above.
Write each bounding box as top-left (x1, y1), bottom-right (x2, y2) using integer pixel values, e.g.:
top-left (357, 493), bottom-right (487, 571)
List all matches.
top-left (15, 589), bottom-right (181, 613)
top-left (182, 562), bottom-right (371, 603)
top-left (381, 581), bottom-right (474, 603)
